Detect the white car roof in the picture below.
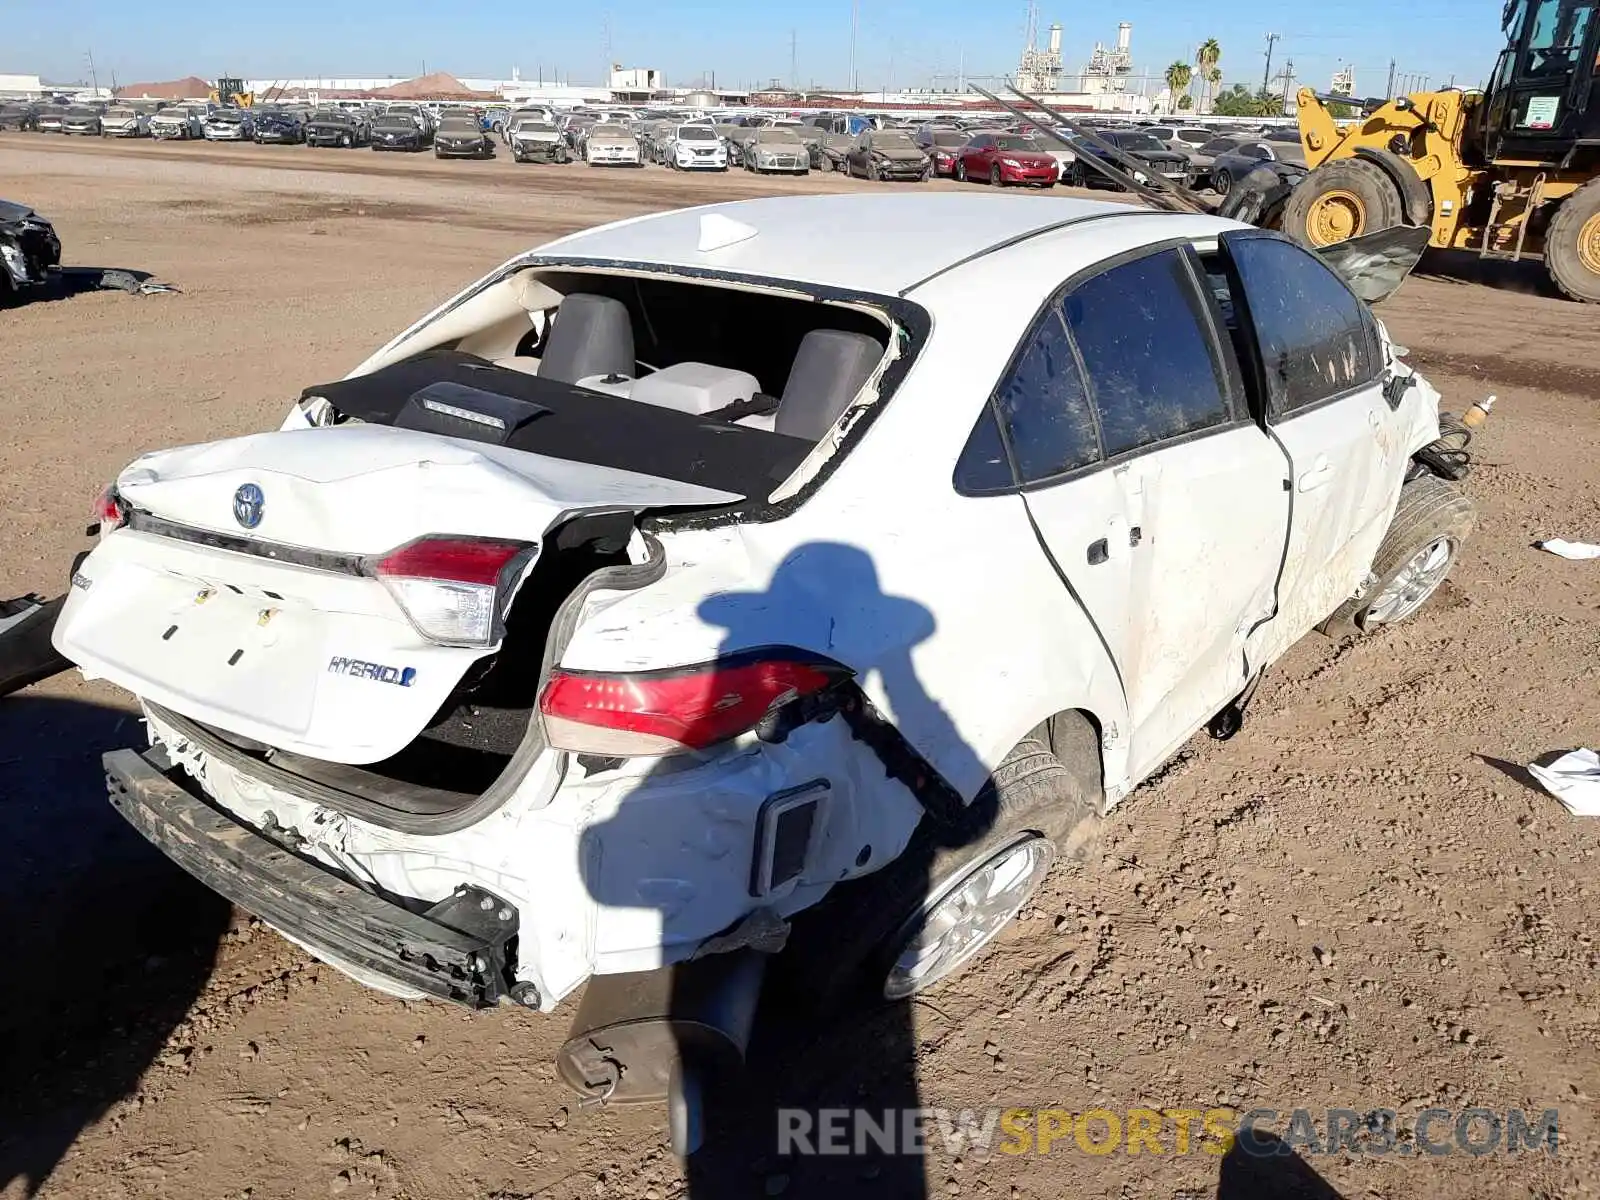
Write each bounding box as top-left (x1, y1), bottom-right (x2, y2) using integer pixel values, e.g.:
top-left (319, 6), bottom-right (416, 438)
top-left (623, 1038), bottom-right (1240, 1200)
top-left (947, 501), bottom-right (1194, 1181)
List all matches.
top-left (537, 194), bottom-right (1233, 297)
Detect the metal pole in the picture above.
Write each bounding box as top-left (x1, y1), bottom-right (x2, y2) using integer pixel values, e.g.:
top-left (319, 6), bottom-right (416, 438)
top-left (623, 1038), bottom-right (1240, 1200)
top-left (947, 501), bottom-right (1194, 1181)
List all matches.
top-left (1261, 32), bottom-right (1280, 93)
top-left (850, 0), bottom-right (859, 92)
top-left (1386, 57), bottom-right (1396, 98)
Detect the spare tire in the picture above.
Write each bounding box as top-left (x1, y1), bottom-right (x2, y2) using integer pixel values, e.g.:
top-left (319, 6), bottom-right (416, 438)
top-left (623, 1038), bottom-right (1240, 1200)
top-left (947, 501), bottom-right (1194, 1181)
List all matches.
top-left (1283, 157), bottom-right (1405, 250)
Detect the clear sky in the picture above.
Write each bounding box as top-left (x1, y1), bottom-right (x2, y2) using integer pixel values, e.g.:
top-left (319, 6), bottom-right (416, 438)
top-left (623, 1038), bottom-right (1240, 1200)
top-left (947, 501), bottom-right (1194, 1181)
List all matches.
top-left (9, 0), bottom-right (1504, 98)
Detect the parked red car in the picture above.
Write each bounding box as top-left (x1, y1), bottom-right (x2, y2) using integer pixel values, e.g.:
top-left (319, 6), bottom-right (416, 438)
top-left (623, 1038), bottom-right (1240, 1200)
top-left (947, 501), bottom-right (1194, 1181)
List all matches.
top-left (955, 133), bottom-right (1058, 187)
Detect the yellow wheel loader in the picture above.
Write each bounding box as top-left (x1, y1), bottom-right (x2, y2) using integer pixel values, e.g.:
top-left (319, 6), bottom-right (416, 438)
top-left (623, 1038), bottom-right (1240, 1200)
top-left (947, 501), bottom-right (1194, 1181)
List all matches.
top-left (1281, 0), bottom-right (1600, 301)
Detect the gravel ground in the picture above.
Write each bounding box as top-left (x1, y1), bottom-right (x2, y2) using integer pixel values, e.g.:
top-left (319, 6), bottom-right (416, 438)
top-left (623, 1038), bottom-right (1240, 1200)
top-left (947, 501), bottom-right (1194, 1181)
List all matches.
top-left (1, 135), bottom-right (1597, 1200)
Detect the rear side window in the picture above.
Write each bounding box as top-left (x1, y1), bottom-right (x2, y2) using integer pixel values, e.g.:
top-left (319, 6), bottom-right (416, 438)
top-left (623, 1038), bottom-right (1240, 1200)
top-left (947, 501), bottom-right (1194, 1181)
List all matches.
top-left (954, 309), bottom-right (1100, 491)
top-left (1062, 249), bottom-right (1232, 457)
top-left (1227, 236), bottom-right (1376, 413)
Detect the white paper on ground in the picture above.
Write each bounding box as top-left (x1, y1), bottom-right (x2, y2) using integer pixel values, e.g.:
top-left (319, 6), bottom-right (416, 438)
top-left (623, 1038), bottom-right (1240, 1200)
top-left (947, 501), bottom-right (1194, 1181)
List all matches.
top-left (1528, 748), bottom-right (1600, 815)
top-left (1536, 539), bottom-right (1600, 560)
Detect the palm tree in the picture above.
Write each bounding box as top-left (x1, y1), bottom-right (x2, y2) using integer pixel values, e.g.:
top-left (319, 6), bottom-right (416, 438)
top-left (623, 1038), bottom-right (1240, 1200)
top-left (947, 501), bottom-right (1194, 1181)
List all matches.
top-left (1195, 38), bottom-right (1221, 112)
top-left (1163, 61), bottom-right (1192, 115)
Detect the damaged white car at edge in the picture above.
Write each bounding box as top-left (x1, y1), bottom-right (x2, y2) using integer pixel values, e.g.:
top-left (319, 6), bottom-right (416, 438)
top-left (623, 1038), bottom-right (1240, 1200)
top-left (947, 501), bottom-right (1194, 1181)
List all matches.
top-left (52, 195), bottom-right (1471, 1146)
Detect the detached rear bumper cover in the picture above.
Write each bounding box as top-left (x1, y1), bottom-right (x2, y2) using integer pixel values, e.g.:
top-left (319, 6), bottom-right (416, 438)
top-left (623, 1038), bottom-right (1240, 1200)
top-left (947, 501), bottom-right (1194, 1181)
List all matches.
top-left (105, 746), bottom-right (518, 1008)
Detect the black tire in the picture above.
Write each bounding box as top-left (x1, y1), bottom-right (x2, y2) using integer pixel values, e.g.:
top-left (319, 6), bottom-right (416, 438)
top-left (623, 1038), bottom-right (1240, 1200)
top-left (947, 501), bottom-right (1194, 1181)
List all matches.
top-left (990, 163), bottom-right (1004, 187)
top-left (1282, 157), bottom-right (1405, 251)
top-left (1319, 474), bottom-right (1476, 638)
top-left (955, 159), bottom-right (967, 183)
top-left (778, 713), bottom-right (1102, 1014)
top-left (1214, 167), bottom-right (1233, 196)
top-left (1068, 161), bottom-right (1085, 188)
top-left (1545, 178), bottom-right (1600, 303)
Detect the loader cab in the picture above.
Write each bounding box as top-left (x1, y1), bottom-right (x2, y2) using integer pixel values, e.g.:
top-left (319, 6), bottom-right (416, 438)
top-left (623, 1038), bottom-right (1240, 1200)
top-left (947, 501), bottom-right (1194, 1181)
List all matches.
top-left (1483, 0), bottom-right (1600, 162)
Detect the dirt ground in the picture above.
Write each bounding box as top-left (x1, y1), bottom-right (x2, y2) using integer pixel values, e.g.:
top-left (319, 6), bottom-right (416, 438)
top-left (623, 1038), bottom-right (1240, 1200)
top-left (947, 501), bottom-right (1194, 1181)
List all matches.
top-left (2, 134), bottom-right (1598, 1200)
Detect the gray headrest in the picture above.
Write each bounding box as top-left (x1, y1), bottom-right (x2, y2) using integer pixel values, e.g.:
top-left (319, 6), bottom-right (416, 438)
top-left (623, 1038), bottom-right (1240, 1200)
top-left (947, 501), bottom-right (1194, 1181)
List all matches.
top-left (774, 329), bottom-right (882, 442)
top-left (539, 293), bottom-right (635, 384)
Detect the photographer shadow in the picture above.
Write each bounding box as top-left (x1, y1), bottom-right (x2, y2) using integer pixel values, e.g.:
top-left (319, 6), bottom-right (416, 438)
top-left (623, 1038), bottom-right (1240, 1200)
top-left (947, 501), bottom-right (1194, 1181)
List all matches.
top-left (0, 693), bottom-right (230, 1195)
top-left (575, 541), bottom-right (1005, 1198)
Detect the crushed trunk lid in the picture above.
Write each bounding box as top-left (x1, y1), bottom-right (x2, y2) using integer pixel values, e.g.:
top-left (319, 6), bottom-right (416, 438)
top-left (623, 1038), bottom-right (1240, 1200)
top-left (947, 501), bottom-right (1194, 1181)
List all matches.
top-left (53, 425), bottom-right (738, 764)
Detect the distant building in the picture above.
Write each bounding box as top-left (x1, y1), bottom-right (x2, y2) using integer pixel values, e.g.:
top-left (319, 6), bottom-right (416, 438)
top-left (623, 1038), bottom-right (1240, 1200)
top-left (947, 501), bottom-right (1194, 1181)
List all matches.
top-left (1081, 22), bottom-right (1134, 94)
top-left (0, 73), bottom-right (45, 97)
top-left (1018, 20), bottom-right (1065, 93)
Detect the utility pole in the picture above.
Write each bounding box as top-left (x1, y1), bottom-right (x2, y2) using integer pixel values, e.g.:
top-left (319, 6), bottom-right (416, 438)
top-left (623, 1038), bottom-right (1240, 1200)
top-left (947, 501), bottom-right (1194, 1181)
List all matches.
top-left (850, 0), bottom-right (859, 92)
top-left (85, 48), bottom-right (99, 94)
top-left (1261, 32), bottom-right (1281, 94)
top-left (790, 29), bottom-right (798, 90)
top-left (958, 47), bottom-right (965, 93)
top-left (1386, 58), bottom-right (1397, 97)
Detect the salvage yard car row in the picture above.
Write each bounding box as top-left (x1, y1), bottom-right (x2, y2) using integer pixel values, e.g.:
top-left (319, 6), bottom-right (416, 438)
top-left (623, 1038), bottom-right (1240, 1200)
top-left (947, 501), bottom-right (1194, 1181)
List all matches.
top-left (0, 95), bottom-right (1301, 191)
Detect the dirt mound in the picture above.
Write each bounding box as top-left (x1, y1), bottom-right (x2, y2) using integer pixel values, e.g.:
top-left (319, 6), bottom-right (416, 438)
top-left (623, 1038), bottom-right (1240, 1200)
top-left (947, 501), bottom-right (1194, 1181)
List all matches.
top-left (115, 76), bottom-right (212, 100)
top-left (371, 72), bottom-right (490, 100)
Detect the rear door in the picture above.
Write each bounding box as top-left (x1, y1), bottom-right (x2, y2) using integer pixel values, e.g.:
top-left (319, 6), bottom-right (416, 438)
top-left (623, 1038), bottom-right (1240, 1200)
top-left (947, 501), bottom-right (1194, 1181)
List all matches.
top-left (964, 245), bottom-right (1290, 781)
top-left (1215, 231), bottom-right (1410, 664)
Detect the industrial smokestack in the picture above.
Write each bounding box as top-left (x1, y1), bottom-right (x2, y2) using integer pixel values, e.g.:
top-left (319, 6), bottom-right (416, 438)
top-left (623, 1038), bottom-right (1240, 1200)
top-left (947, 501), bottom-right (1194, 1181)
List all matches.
top-left (1117, 21), bottom-right (1131, 51)
top-left (1048, 23), bottom-right (1062, 53)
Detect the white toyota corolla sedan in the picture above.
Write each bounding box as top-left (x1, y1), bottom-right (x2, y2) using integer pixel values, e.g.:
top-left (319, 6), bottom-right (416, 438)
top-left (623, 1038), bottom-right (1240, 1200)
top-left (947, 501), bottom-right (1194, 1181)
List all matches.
top-left (54, 194), bottom-right (1472, 1133)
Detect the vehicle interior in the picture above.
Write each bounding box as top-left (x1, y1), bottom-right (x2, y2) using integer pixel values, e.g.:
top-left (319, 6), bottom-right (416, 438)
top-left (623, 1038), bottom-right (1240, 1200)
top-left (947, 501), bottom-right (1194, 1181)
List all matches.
top-left (252, 271), bottom-right (898, 812)
top-left (315, 270), bottom-right (894, 462)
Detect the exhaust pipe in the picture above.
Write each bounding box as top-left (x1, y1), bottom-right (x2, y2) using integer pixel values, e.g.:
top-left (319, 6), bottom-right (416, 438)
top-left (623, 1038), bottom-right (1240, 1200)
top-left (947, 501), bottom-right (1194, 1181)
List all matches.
top-left (557, 950), bottom-right (767, 1154)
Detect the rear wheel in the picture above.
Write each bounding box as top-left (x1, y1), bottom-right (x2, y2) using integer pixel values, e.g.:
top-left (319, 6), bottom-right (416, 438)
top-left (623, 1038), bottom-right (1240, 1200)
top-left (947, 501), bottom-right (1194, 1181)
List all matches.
top-left (1283, 157), bottom-right (1405, 249)
top-left (779, 713), bottom-right (1102, 1013)
top-left (1319, 474), bottom-right (1475, 637)
top-left (1545, 178), bottom-right (1600, 303)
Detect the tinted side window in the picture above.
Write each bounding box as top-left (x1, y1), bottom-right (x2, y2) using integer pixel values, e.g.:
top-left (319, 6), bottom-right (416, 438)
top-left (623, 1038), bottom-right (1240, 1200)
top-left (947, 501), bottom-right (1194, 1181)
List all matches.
top-left (1063, 249), bottom-right (1233, 457)
top-left (995, 310), bottom-right (1101, 481)
top-left (1227, 236), bottom-right (1376, 413)
top-left (956, 308), bottom-right (1102, 491)
top-left (1199, 138), bottom-right (1236, 154)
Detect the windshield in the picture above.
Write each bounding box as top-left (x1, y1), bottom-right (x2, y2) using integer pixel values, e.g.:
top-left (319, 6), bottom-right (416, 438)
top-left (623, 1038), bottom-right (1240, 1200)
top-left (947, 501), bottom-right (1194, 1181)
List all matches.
top-left (515, 120), bottom-right (556, 132)
top-left (592, 124), bottom-right (631, 137)
top-left (757, 128), bottom-right (802, 143)
top-left (374, 114), bottom-right (414, 127)
top-left (993, 135), bottom-right (1036, 151)
top-left (66, 106), bottom-right (98, 118)
top-left (439, 118), bottom-right (480, 132)
top-left (1028, 132), bottom-right (1071, 150)
top-left (874, 132), bottom-right (918, 150)
top-left (319, 113), bottom-right (356, 125)
top-left (1114, 133), bottom-right (1167, 152)
top-left (105, 107), bottom-right (135, 118)
top-left (678, 126), bottom-right (716, 140)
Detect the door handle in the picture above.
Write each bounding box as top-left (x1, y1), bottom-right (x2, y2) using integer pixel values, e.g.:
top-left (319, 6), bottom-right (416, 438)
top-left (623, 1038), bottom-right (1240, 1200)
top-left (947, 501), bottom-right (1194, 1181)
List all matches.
top-left (1297, 457), bottom-right (1334, 492)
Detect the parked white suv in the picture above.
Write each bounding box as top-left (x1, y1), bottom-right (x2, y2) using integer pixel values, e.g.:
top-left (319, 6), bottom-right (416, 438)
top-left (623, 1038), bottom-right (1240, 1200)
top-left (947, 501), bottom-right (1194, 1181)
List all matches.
top-left (55, 195), bottom-right (1469, 1144)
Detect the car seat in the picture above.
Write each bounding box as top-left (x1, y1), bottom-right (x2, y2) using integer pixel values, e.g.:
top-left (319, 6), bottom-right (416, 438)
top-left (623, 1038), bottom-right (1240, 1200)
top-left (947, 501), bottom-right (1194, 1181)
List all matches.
top-left (773, 329), bottom-right (882, 442)
top-left (538, 293), bottom-right (635, 384)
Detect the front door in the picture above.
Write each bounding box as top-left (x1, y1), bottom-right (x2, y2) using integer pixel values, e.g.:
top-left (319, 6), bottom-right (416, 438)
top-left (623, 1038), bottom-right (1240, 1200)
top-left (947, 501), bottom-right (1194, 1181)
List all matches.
top-left (1215, 231), bottom-right (1412, 664)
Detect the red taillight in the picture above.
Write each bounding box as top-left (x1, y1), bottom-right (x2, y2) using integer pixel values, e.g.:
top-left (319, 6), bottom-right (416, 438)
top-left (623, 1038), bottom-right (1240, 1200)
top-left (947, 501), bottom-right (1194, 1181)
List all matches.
top-left (371, 535), bottom-right (534, 646)
top-left (374, 536), bottom-right (529, 586)
top-left (94, 486), bottom-right (126, 535)
top-left (539, 654), bottom-right (851, 756)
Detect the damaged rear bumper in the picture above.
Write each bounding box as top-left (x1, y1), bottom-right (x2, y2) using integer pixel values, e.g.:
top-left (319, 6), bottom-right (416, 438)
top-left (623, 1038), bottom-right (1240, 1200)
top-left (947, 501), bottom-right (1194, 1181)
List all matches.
top-left (105, 745), bottom-right (520, 1009)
